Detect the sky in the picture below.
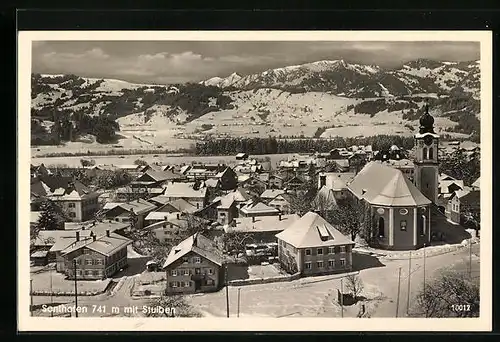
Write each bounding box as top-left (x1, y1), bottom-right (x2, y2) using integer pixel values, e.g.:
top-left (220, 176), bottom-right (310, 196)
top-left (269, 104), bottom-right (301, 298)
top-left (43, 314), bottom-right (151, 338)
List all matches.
top-left (32, 41), bottom-right (480, 84)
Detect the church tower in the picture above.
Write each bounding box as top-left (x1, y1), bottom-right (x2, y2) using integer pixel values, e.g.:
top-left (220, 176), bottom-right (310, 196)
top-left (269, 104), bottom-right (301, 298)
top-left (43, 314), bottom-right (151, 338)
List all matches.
top-left (414, 103), bottom-right (439, 203)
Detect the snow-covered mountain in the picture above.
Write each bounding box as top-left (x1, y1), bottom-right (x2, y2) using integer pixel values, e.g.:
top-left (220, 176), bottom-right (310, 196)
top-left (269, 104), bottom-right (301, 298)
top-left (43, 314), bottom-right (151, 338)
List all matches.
top-left (31, 58), bottom-right (480, 147)
top-left (202, 59), bottom-right (480, 99)
top-left (201, 72), bottom-right (242, 88)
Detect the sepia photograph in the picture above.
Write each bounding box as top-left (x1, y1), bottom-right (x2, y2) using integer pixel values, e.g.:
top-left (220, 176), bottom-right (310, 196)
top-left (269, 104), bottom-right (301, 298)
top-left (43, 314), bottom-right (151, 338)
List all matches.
top-left (18, 31), bottom-right (492, 332)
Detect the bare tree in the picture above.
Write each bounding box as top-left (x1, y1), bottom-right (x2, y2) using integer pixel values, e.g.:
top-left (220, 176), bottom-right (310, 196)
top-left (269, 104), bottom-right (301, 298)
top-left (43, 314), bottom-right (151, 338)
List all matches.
top-left (222, 231), bottom-right (254, 254)
top-left (345, 273), bottom-right (364, 300)
top-left (145, 295), bottom-right (202, 317)
top-left (413, 269), bottom-right (479, 318)
top-left (329, 200), bottom-right (366, 241)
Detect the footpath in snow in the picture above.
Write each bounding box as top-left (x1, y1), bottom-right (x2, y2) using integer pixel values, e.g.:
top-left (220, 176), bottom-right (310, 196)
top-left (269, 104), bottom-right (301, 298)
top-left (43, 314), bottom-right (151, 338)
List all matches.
top-left (354, 237), bottom-right (479, 261)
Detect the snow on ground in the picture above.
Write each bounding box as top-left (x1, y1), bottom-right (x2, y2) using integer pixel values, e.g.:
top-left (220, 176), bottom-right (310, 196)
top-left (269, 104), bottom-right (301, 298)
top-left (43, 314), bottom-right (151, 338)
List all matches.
top-left (31, 153), bottom-right (293, 168)
top-left (31, 267), bottom-right (111, 295)
top-left (127, 245), bottom-right (146, 259)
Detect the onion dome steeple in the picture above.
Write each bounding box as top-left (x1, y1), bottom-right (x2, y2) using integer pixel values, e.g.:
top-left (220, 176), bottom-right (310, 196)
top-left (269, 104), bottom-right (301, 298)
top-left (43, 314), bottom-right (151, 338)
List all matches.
top-left (419, 103), bottom-right (435, 134)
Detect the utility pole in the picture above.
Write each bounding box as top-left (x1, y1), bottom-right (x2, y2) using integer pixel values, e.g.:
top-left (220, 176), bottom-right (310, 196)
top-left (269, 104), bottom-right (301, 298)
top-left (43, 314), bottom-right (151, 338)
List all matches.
top-left (396, 267), bottom-right (402, 317)
top-left (469, 238), bottom-right (472, 279)
top-left (50, 266), bottom-right (54, 317)
top-left (423, 244), bottom-right (427, 318)
top-left (30, 279), bottom-right (33, 316)
top-left (225, 264), bottom-right (230, 318)
top-left (406, 251), bottom-right (412, 315)
top-left (73, 260), bottom-right (78, 318)
top-left (340, 278), bottom-right (344, 318)
top-left (237, 288), bottom-right (241, 318)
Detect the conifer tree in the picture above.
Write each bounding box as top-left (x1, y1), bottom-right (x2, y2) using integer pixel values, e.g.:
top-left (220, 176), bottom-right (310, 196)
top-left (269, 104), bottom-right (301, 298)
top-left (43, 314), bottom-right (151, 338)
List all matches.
top-left (36, 200), bottom-right (62, 231)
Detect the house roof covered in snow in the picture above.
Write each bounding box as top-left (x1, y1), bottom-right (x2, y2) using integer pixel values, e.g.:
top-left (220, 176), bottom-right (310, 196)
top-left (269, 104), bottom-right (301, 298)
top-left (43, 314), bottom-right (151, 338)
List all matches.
top-left (61, 232), bottom-right (132, 257)
top-left (275, 212), bottom-right (354, 248)
top-left (319, 172), bottom-right (356, 191)
top-left (240, 201), bottom-right (280, 215)
top-left (260, 189), bottom-right (286, 200)
top-left (163, 233), bottom-right (223, 269)
top-left (164, 182), bottom-right (207, 199)
top-left (227, 214), bottom-right (300, 233)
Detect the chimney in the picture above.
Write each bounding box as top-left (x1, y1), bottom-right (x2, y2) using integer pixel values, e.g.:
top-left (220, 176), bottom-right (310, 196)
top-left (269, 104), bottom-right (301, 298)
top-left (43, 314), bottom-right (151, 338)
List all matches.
top-left (92, 235), bottom-right (96, 242)
top-left (252, 216), bottom-right (256, 223)
top-left (197, 203), bottom-right (200, 209)
top-left (193, 233), bottom-right (198, 246)
top-left (176, 213), bottom-right (180, 219)
top-left (92, 221), bottom-right (96, 226)
top-left (279, 214), bottom-right (282, 221)
top-left (106, 230), bottom-right (110, 237)
top-left (75, 231), bottom-right (80, 241)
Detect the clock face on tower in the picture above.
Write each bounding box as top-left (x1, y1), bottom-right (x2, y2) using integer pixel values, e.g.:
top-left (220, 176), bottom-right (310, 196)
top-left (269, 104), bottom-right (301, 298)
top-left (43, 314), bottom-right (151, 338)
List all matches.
top-left (424, 135), bottom-right (433, 146)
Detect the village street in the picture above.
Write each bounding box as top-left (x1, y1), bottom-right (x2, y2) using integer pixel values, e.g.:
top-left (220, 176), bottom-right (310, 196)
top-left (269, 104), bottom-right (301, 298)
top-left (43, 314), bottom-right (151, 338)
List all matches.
top-left (186, 242), bottom-right (480, 318)
top-left (30, 242), bottom-right (480, 318)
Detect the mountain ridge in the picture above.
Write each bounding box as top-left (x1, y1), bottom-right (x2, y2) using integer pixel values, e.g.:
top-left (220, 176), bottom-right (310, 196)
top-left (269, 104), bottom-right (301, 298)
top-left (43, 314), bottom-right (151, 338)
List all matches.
top-left (31, 58), bottom-right (480, 148)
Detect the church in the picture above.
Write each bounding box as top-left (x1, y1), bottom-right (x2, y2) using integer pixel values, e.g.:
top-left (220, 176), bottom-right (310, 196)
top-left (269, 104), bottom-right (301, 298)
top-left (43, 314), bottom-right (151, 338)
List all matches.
top-left (346, 104), bottom-right (440, 250)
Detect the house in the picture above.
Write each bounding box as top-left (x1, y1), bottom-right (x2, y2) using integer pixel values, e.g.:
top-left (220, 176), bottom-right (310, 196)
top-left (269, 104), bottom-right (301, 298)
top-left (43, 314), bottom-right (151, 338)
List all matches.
top-left (447, 188), bottom-right (480, 226)
top-left (216, 194), bottom-right (239, 225)
top-left (30, 176), bottom-right (100, 222)
top-left (284, 176), bottom-right (305, 190)
top-left (317, 172), bottom-right (355, 201)
top-left (131, 169), bottom-right (186, 189)
top-left (214, 167), bottom-right (238, 191)
top-left (260, 189), bottom-right (285, 201)
top-left (163, 182), bottom-right (208, 210)
top-left (185, 164), bottom-right (227, 180)
top-left (213, 188), bottom-right (253, 225)
top-left (163, 233), bottom-right (224, 294)
top-left (31, 163), bottom-right (51, 178)
top-left (348, 153), bottom-right (368, 173)
top-left (275, 212), bottom-right (355, 276)
top-left (437, 178), bottom-right (465, 210)
top-left (162, 198), bottom-right (198, 214)
top-left (102, 198), bottom-right (157, 229)
top-left (148, 197), bottom-right (198, 213)
top-left (31, 230), bottom-right (91, 265)
top-left (226, 214), bottom-right (300, 245)
top-left (346, 161), bottom-right (432, 250)
top-left (267, 192), bottom-right (295, 214)
top-left (333, 159), bottom-right (350, 172)
top-left (115, 186), bottom-right (164, 202)
top-left (268, 174), bottom-right (284, 189)
top-left (239, 201), bottom-right (281, 218)
top-left (204, 178), bottom-right (221, 189)
top-left (236, 153), bottom-right (249, 160)
top-left (58, 230), bottom-right (132, 280)
top-left (63, 220), bottom-right (129, 237)
top-left (144, 199), bottom-right (197, 225)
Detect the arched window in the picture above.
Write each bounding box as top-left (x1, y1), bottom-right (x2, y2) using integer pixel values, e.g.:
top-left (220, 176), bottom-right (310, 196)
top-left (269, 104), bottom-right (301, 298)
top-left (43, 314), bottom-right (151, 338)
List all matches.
top-left (378, 217), bottom-right (385, 238)
top-left (420, 215), bottom-right (426, 236)
top-left (423, 147), bottom-right (428, 160)
top-left (429, 147), bottom-right (434, 160)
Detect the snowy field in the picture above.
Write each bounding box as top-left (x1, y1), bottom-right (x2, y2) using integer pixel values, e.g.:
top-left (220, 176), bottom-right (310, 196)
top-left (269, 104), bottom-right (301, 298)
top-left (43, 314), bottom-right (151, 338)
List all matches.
top-left (31, 153), bottom-right (295, 168)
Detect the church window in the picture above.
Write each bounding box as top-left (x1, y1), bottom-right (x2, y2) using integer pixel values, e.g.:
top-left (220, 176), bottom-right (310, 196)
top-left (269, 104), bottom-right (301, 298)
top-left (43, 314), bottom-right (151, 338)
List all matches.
top-left (420, 215), bottom-right (426, 236)
top-left (429, 147), bottom-right (434, 160)
top-left (378, 217), bottom-right (385, 238)
top-left (423, 147), bottom-right (428, 160)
